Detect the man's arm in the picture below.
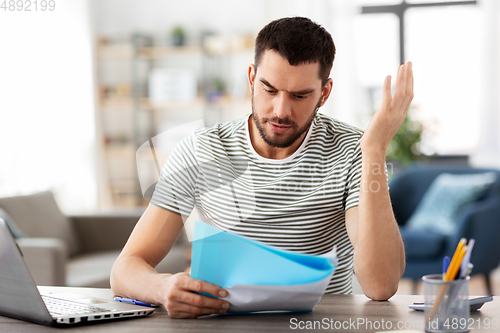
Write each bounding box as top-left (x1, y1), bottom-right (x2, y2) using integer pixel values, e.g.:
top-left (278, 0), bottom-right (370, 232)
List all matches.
top-left (345, 62), bottom-right (413, 301)
top-left (110, 204), bottom-right (230, 318)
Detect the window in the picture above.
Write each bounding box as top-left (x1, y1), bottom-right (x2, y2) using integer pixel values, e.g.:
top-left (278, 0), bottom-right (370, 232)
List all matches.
top-left (354, 1), bottom-right (480, 155)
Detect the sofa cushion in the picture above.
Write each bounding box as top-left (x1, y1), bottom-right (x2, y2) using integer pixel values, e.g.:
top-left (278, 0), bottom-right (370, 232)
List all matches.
top-left (0, 191), bottom-right (81, 256)
top-left (67, 246), bottom-right (188, 288)
top-left (0, 208), bottom-right (26, 239)
top-left (406, 172), bottom-right (496, 235)
top-left (400, 227), bottom-right (448, 259)
top-left (66, 251), bottom-right (121, 288)
top-left (17, 237), bottom-right (67, 286)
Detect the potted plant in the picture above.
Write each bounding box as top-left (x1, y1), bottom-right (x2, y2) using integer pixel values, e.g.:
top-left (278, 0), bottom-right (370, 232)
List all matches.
top-left (386, 109), bottom-right (424, 177)
top-left (171, 26), bottom-right (185, 46)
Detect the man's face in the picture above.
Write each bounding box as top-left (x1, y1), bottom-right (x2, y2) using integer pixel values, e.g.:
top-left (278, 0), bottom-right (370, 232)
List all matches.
top-left (249, 50), bottom-right (329, 149)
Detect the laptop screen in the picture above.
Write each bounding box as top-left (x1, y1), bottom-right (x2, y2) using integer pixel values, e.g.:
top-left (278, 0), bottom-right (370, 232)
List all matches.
top-left (0, 219), bottom-right (52, 325)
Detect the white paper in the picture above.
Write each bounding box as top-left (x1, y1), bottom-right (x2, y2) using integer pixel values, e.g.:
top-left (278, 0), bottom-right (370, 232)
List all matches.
top-left (222, 248), bottom-right (338, 313)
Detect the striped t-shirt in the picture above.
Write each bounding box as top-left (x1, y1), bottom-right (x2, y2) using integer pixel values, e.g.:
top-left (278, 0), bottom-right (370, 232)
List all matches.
top-left (150, 112), bottom-right (364, 294)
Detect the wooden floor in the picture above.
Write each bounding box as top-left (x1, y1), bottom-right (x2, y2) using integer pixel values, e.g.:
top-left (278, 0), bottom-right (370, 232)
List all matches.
top-left (397, 267), bottom-right (500, 296)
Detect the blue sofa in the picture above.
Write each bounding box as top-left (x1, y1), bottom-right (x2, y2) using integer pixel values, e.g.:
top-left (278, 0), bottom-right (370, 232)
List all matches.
top-left (389, 167), bottom-right (500, 295)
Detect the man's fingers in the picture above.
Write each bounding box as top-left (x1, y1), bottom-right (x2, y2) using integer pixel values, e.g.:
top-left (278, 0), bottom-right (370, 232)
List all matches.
top-left (183, 275), bottom-right (228, 298)
top-left (162, 273), bottom-right (231, 318)
top-left (380, 75), bottom-right (392, 109)
top-left (405, 61), bottom-right (414, 100)
top-left (391, 62), bottom-right (414, 110)
top-left (392, 64), bottom-right (406, 98)
top-left (169, 275), bottom-right (230, 310)
top-left (181, 290), bottom-right (230, 310)
top-left (167, 302), bottom-right (227, 318)
top-left (400, 62), bottom-right (414, 113)
top-left (171, 273), bottom-right (227, 299)
top-left (399, 62), bottom-right (413, 98)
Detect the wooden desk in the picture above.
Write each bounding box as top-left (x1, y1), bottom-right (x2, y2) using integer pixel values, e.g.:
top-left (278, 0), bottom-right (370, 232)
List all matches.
top-left (0, 287), bottom-right (498, 332)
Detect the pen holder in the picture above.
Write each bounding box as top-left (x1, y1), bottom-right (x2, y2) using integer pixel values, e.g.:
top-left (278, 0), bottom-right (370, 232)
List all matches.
top-left (423, 274), bottom-right (470, 333)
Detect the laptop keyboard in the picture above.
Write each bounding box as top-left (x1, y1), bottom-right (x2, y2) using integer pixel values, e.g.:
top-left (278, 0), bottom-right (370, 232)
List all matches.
top-left (42, 296), bottom-right (109, 316)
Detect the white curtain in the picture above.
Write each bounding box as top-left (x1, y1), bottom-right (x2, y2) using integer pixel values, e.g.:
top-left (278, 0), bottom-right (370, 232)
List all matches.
top-left (262, 0), bottom-right (366, 127)
top-left (472, 0), bottom-right (500, 168)
top-left (0, 1), bottom-right (98, 211)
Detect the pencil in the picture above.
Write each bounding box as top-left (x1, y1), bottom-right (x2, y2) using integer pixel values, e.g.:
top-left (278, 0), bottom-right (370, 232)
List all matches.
top-left (426, 238), bottom-right (467, 321)
top-left (448, 246), bottom-right (467, 280)
top-left (445, 238), bottom-right (467, 281)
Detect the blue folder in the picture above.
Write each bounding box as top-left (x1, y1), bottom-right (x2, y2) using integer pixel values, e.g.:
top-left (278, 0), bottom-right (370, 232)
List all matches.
top-left (190, 221), bottom-right (338, 312)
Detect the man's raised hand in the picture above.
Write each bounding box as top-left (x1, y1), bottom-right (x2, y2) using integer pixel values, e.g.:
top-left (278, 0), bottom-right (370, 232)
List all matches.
top-left (360, 62), bottom-right (414, 155)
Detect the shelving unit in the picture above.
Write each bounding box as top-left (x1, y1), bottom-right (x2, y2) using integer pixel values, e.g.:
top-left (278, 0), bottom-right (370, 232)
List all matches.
top-left (95, 36), bottom-right (253, 207)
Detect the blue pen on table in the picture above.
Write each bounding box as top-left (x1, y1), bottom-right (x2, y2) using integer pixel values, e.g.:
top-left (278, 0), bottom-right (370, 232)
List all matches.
top-left (114, 297), bottom-right (158, 307)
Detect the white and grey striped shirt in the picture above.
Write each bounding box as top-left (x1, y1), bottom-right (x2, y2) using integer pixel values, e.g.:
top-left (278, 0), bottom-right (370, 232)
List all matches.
top-left (151, 112), bottom-right (363, 294)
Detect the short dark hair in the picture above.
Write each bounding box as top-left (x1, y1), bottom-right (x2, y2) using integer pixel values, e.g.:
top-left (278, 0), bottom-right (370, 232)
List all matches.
top-left (254, 17), bottom-right (335, 87)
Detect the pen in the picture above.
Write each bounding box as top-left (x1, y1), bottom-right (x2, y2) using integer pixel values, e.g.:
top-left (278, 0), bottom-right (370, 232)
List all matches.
top-left (460, 239), bottom-right (475, 279)
top-left (443, 262), bottom-right (475, 320)
top-left (442, 256), bottom-right (450, 279)
top-left (462, 263), bottom-right (474, 279)
top-left (427, 238), bottom-right (467, 321)
top-left (114, 297), bottom-right (157, 307)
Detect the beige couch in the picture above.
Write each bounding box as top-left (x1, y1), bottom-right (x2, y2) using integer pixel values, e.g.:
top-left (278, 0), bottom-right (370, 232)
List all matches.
top-left (0, 191), bottom-right (188, 287)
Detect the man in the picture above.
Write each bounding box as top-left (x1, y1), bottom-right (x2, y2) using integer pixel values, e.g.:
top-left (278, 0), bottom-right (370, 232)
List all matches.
top-left (111, 17), bottom-right (412, 319)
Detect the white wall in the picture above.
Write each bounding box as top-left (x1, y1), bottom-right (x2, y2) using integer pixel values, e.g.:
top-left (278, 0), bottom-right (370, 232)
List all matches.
top-left (90, 0), bottom-right (355, 124)
top-left (472, 0), bottom-right (500, 168)
top-left (91, 0), bottom-right (267, 40)
top-left (91, 0), bottom-right (500, 162)
top-left (0, 1), bottom-right (97, 211)
top-left (2, 0), bottom-right (497, 211)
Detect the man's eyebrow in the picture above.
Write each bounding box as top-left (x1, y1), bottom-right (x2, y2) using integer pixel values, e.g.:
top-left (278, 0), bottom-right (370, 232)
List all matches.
top-left (259, 78), bottom-right (277, 90)
top-left (259, 78), bottom-right (315, 95)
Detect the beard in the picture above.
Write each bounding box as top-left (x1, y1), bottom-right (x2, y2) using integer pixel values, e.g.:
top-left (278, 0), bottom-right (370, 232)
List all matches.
top-left (251, 93), bottom-right (322, 149)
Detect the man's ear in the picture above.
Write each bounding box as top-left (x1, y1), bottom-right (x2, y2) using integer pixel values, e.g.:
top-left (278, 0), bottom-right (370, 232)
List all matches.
top-left (320, 78), bottom-right (334, 107)
top-left (248, 64), bottom-right (256, 92)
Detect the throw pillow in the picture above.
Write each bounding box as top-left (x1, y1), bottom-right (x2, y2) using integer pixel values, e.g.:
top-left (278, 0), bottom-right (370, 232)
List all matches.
top-left (406, 172), bottom-right (496, 235)
top-left (0, 191), bottom-right (81, 256)
top-left (0, 208), bottom-right (26, 239)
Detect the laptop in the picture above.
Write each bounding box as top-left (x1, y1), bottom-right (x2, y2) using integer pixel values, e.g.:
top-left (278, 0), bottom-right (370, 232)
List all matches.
top-left (0, 218), bottom-right (155, 326)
